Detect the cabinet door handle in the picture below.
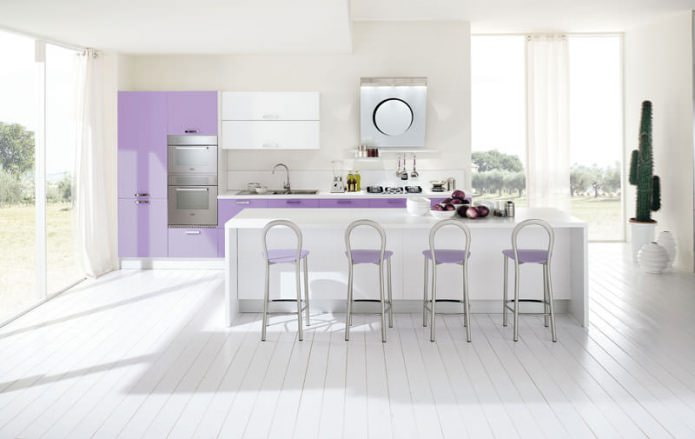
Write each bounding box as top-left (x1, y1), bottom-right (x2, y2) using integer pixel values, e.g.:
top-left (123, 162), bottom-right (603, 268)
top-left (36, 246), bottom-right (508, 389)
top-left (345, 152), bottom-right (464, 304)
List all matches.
top-left (185, 230), bottom-right (201, 235)
top-left (175, 146), bottom-right (208, 150)
top-left (175, 187), bottom-right (208, 192)
top-left (235, 201), bottom-right (251, 205)
top-left (286, 200), bottom-right (301, 204)
top-left (262, 114), bottom-right (279, 120)
top-left (184, 129), bottom-right (199, 133)
top-left (262, 142), bottom-right (279, 148)
top-left (134, 200), bottom-right (149, 205)
top-left (134, 193), bottom-right (149, 197)
top-left (387, 199), bottom-right (401, 204)
top-left (337, 200), bottom-right (352, 205)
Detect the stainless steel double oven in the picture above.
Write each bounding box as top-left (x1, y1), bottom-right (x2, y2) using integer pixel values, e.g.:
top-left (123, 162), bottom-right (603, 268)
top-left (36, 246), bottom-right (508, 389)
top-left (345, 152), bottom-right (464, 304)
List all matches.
top-left (167, 135), bottom-right (218, 226)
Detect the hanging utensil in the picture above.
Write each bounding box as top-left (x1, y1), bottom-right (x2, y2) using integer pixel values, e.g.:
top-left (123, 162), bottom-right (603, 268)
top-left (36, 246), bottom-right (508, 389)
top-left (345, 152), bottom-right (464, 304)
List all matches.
top-left (411, 153), bottom-right (419, 178)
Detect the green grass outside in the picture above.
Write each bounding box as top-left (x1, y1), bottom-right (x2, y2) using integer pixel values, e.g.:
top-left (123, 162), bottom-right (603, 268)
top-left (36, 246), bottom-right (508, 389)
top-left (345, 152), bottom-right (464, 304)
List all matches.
top-left (0, 203), bottom-right (83, 322)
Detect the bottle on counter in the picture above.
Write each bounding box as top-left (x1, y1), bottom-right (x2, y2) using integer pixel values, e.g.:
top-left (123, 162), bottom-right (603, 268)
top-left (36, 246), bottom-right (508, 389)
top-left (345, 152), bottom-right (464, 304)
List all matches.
top-left (346, 171), bottom-right (355, 192)
top-left (505, 201), bottom-right (515, 217)
top-left (354, 170), bottom-right (361, 191)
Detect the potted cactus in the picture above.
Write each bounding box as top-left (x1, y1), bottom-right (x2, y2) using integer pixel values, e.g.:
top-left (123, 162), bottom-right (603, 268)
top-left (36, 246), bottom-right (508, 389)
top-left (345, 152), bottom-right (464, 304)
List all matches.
top-left (628, 100), bottom-right (661, 261)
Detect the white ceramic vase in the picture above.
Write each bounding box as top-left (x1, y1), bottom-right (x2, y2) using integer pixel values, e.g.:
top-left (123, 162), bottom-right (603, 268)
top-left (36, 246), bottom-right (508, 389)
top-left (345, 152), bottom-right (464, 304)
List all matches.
top-left (656, 231), bottom-right (676, 268)
top-left (630, 222), bottom-right (656, 262)
top-left (637, 242), bottom-right (669, 274)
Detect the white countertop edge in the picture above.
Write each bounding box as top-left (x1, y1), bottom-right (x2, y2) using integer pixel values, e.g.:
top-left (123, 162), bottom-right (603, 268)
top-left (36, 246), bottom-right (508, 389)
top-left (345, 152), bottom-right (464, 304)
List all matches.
top-left (217, 190), bottom-right (451, 199)
top-left (224, 208), bottom-right (588, 229)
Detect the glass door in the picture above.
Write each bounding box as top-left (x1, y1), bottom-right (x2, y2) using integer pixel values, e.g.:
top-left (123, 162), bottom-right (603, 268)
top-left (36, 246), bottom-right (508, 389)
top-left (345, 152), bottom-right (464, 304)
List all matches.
top-left (46, 43), bottom-right (83, 294)
top-left (0, 31), bottom-right (39, 321)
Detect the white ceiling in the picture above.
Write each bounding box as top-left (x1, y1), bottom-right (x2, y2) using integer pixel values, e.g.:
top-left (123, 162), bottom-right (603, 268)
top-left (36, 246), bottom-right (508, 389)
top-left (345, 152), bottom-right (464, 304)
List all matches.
top-left (352, 0), bottom-right (695, 33)
top-left (0, 0), bottom-right (353, 54)
top-left (0, 0), bottom-right (693, 53)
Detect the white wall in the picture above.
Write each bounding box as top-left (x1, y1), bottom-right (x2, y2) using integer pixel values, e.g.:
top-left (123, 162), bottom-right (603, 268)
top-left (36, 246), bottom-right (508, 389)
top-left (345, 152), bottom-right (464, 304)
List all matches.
top-left (624, 11), bottom-right (695, 271)
top-left (118, 21), bottom-right (472, 188)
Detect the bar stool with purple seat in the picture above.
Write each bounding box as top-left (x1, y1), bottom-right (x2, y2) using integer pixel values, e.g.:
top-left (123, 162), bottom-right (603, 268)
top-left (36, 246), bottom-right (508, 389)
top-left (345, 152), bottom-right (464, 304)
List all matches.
top-left (261, 219), bottom-right (310, 342)
top-left (502, 218), bottom-right (557, 342)
top-left (344, 219), bottom-right (394, 343)
top-left (422, 219), bottom-right (472, 342)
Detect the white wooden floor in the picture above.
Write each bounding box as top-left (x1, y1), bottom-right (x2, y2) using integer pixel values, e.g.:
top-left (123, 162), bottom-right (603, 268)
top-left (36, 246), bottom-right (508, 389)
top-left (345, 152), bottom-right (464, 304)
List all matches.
top-left (1, 244), bottom-right (694, 438)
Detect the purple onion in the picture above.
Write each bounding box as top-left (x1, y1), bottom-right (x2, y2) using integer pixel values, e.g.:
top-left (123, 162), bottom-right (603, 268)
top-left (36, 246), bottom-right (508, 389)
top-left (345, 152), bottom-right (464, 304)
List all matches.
top-left (465, 206), bottom-right (479, 219)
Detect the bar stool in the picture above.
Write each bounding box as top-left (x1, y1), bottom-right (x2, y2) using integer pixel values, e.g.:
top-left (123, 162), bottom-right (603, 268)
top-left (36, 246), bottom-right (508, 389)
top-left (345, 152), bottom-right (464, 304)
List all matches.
top-left (261, 219), bottom-right (310, 341)
top-left (344, 219), bottom-right (394, 343)
top-left (502, 219), bottom-right (557, 342)
top-left (422, 219), bottom-right (472, 342)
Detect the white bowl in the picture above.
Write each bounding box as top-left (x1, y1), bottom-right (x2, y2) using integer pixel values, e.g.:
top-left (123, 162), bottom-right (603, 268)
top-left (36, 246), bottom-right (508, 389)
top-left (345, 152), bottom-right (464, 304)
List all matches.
top-left (254, 186), bottom-right (268, 194)
top-left (407, 197), bottom-right (431, 216)
top-left (430, 209), bottom-right (456, 219)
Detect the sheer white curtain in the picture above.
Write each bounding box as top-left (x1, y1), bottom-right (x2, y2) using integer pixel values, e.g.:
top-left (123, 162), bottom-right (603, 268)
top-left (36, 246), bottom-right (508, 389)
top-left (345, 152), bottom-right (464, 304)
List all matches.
top-left (526, 34), bottom-right (570, 210)
top-left (74, 49), bottom-right (118, 277)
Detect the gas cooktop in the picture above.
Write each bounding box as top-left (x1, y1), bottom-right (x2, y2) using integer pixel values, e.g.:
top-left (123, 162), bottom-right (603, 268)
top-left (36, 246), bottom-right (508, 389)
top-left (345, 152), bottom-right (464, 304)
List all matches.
top-left (366, 186), bottom-right (423, 194)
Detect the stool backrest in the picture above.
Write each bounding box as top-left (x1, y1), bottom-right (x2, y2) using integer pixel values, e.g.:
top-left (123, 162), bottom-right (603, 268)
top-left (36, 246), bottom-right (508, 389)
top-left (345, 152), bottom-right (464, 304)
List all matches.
top-left (511, 218), bottom-right (555, 261)
top-left (262, 219), bottom-right (303, 261)
top-left (345, 219), bottom-right (387, 262)
top-left (429, 219), bottom-right (472, 262)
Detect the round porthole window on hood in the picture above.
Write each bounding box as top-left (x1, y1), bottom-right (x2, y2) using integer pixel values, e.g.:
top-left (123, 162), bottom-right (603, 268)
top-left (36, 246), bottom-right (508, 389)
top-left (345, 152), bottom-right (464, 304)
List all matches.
top-left (373, 98), bottom-right (414, 136)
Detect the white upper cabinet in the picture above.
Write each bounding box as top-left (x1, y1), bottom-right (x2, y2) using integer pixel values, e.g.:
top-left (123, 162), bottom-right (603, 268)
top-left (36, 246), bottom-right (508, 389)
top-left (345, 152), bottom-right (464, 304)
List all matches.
top-left (221, 92), bottom-right (320, 150)
top-left (221, 92), bottom-right (319, 121)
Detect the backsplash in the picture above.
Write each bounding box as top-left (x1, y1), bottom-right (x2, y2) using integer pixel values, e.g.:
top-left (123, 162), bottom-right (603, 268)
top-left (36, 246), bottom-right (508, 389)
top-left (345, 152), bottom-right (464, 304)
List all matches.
top-left (225, 168), bottom-right (466, 193)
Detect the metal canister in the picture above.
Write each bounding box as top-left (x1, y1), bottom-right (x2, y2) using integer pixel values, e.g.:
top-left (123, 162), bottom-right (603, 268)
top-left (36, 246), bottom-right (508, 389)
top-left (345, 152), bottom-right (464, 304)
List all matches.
top-left (505, 201), bottom-right (515, 217)
top-left (446, 177), bottom-right (456, 191)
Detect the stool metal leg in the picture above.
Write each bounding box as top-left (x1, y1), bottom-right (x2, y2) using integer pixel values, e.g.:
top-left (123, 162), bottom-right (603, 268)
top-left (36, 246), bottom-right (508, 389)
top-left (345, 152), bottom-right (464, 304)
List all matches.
top-left (513, 261), bottom-right (520, 342)
top-left (463, 261), bottom-right (471, 342)
top-left (545, 264), bottom-right (558, 342)
top-left (423, 256), bottom-right (429, 327)
top-left (387, 258), bottom-right (393, 328)
top-left (303, 256), bottom-right (311, 327)
top-left (543, 263), bottom-right (549, 328)
top-left (296, 261), bottom-right (304, 341)
top-left (262, 262), bottom-right (270, 341)
top-left (379, 262), bottom-right (387, 343)
top-left (345, 263), bottom-right (353, 341)
top-left (430, 262), bottom-right (437, 342)
top-left (502, 256), bottom-right (508, 327)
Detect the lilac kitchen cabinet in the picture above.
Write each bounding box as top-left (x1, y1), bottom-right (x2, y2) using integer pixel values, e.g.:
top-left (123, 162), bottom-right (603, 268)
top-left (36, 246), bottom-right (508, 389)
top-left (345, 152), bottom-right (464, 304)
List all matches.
top-left (319, 199), bottom-right (370, 208)
top-left (118, 198), bottom-right (168, 257)
top-left (168, 227), bottom-right (220, 258)
top-left (368, 198), bottom-right (407, 208)
top-left (118, 91), bottom-right (168, 199)
top-left (167, 91), bottom-right (218, 136)
top-left (267, 199), bottom-right (319, 208)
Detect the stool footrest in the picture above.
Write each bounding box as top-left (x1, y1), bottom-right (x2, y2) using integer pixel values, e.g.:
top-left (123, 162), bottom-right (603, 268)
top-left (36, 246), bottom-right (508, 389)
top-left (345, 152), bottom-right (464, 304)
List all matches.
top-left (505, 299), bottom-right (547, 304)
top-left (270, 298), bottom-right (303, 303)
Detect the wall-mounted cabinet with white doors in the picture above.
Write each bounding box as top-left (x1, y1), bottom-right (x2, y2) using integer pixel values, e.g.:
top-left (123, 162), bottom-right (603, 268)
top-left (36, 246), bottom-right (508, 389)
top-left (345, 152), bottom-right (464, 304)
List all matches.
top-left (220, 92), bottom-right (320, 150)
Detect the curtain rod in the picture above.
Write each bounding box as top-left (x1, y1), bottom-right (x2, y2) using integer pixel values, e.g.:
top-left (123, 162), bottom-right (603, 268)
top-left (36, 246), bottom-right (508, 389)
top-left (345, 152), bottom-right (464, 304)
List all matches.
top-left (0, 24), bottom-right (86, 52)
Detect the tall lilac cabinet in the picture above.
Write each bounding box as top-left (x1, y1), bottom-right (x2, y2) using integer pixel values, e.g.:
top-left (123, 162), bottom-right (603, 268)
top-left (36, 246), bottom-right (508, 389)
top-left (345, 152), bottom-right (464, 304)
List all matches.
top-left (118, 92), bottom-right (168, 257)
top-left (118, 91), bottom-right (218, 258)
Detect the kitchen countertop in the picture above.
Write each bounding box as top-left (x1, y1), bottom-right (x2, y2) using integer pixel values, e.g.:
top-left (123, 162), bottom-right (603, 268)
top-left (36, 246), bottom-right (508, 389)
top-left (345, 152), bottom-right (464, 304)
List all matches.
top-left (224, 207), bottom-right (587, 229)
top-left (217, 190), bottom-right (451, 199)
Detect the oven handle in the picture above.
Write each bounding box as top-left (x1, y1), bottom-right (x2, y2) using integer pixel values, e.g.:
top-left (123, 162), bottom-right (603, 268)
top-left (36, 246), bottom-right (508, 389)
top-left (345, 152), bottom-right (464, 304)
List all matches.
top-left (174, 146), bottom-right (209, 150)
top-left (175, 187), bottom-right (209, 192)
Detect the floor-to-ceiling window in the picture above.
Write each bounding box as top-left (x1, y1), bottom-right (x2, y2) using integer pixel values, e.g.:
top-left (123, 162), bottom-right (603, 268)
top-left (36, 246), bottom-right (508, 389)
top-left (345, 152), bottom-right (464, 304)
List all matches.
top-left (0, 29), bottom-right (83, 323)
top-left (471, 34), bottom-right (624, 241)
top-left (0, 30), bottom-right (39, 321)
top-left (568, 35), bottom-right (624, 241)
top-left (46, 43), bottom-right (82, 293)
top-left (471, 35), bottom-right (528, 206)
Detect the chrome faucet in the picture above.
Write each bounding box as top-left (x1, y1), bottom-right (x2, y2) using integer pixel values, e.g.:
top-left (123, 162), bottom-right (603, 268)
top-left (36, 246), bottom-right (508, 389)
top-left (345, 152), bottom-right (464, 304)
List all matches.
top-left (272, 163), bottom-right (291, 192)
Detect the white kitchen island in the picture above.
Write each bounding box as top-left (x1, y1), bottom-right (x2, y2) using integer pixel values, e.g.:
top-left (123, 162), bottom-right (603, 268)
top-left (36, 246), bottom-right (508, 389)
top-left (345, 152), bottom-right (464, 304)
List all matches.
top-left (224, 207), bottom-right (588, 327)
